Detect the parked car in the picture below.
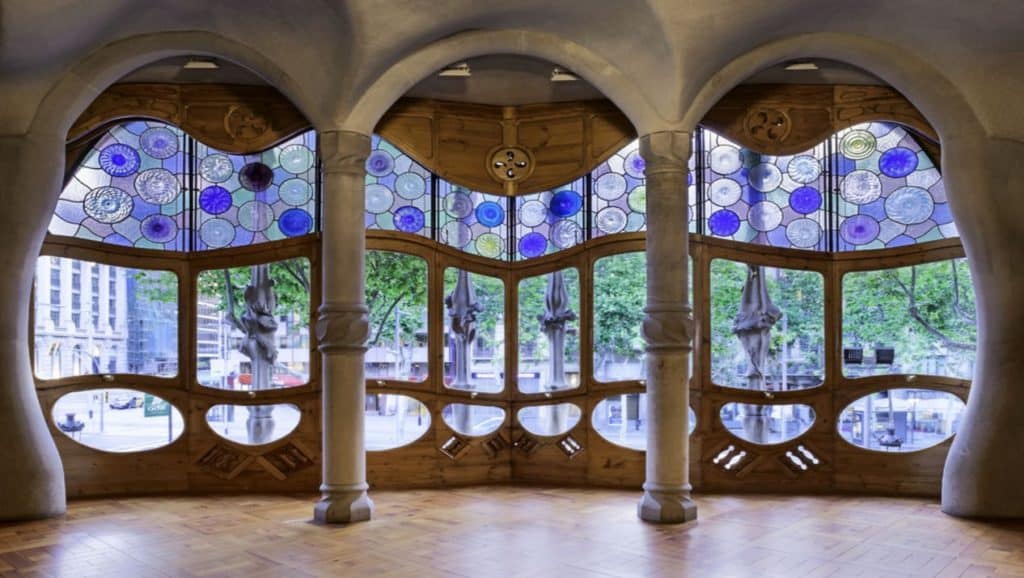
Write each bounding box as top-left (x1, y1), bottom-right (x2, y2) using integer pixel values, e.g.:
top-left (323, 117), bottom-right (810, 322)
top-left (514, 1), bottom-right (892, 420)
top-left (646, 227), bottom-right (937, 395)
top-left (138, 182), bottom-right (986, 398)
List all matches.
top-left (237, 364), bottom-right (307, 388)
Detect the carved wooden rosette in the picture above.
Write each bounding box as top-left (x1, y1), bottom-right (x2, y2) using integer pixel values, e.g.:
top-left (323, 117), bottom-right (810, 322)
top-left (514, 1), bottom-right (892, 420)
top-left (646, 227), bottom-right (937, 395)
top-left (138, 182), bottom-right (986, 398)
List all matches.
top-left (67, 83), bottom-right (310, 153)
top-left (316, 304), bottom-right (370, 354)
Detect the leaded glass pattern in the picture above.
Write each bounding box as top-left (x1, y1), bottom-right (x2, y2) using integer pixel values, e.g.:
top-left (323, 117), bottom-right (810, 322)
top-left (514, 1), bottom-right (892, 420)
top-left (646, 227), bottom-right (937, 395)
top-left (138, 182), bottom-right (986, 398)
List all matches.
top-left (514, 179), bottom-right (585, 260)
top-left (195, 130), bottom-right (317, 250)
top-left (50, 121), bottom-right (187, 250)
top-left (438, 180), bottom-right (508, 260)
top-left (364, 136), bottom-right (432, 238)
top-left (590, 140), bottom-right (647, 237)
top-left (702, 130), bottom-right (827, 250)
top-left (835, 122), bottom-right (955, 250)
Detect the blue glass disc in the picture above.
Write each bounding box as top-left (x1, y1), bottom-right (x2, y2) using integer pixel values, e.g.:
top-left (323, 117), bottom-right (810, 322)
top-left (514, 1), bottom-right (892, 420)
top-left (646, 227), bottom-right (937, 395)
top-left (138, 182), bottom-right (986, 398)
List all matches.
top-left (393, 206), bottom-right (426, 233)
top-left (139, 127), bottom-right (179, 160)
top-left (789, 186), bottom-right (822, 214)
top-left (624, 150), bottom-right (646, 179)
top-left (840, 214), bottom-right (880, 245)
top-left (279, 209), bottom-right (313, 237)
top-left (708, 209), bottom-right (740, 236)
top-left (518, 232), bottom-right (547, 258)
top-left (199, 186), bottom-right (232, 215)
top-left (475, 201), bottom-right (505, 227)
top-left (549, 190), bottom-right (582, 218)
top-left (99, 144), bottom-right (141, 177)
top-left (365, 150), bottom-right (395, 177)
top-left (879, 147), bottom-right (919, 178)
top-left (141, 214), bottom-right (177, 243)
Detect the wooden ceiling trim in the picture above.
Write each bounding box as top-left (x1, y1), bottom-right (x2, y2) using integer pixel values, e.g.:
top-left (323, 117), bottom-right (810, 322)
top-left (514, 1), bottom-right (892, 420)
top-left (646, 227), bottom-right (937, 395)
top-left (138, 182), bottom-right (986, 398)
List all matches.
top-left (67, 84), bottom-right (940, 192)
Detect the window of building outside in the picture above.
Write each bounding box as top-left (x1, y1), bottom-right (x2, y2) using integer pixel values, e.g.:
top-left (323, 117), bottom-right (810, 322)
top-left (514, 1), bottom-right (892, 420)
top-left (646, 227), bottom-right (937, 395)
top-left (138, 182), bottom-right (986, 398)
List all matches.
top-left (33, 257), bottom-right (179, 379)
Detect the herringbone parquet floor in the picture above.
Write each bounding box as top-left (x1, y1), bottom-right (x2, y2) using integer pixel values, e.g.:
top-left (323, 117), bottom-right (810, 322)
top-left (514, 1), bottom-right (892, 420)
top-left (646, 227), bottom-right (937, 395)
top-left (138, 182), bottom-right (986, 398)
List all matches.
top-left (1, 487), bottom-right (1022, 577)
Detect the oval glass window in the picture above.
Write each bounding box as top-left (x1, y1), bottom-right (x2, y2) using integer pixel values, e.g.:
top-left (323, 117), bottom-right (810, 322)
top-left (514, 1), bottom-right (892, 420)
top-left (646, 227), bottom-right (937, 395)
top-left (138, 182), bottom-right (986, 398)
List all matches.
top-left (517, 403), bottom-right (582, 436)
top-left (592, 394), bottom-right (696, 450)
top-left (52, 388), bottom-right (184, 452)
top-left (720, 403), bottom-right (815, 445)
top-left (442, 404), bottom-right (505, 437)
top-left (838, 388), bottom-right (965, 452)
top-left (366, 394), bottom-right (431, 450)
top-left (206, 403), bottom-right (301, 445)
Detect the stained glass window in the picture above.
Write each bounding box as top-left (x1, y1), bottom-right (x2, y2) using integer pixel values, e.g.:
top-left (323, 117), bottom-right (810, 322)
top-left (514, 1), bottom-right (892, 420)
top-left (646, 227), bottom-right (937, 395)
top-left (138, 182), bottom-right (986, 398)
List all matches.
top-left (52, 122), bottom-right (318, 252)
top-left (51, 121), bottom-right (187, 250)
top-left (364, 136), bottom-right (432, 238)
top-left (195, 131), bottom-right (317, 250)
top-left (835, 122), bottom-right (955, 249)
top-left (514, 179), bottom-right (585, 260)
top-left (438, 180), bottom-right (509, 260)
top-left (702, 130), bottom-right (828, 250)
top-left (590, 139), bottom-right (648, 237)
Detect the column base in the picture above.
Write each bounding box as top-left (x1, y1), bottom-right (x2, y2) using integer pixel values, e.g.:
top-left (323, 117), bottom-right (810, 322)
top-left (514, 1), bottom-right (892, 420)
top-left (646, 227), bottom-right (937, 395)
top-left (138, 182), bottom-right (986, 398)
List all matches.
top-left (637, 487), bottom-right (698, 524)
top-left (313, 485), bottom-right (374, 524)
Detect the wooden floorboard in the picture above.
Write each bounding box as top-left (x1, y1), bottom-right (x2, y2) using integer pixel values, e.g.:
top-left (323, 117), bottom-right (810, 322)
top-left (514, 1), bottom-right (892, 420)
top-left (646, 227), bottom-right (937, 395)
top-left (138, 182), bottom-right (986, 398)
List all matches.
top-left (0, 488), bottom-right (1021, 577)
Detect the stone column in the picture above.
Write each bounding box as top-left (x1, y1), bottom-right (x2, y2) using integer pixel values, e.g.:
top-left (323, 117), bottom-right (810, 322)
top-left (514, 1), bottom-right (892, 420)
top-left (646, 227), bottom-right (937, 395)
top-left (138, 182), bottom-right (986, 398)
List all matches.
top-left (0, 133), bottom-right (67, 520)
top-left (941, 134), bottom-right (1024, 518)
top-left (313, 130), bottom-right (374, 524)
top-left (637, 131), bottom-right (697, 524)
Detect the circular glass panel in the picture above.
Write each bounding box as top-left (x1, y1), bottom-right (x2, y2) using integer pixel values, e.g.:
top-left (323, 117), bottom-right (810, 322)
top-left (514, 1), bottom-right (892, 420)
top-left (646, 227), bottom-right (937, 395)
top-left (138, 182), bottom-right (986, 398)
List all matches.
top-left (442, 404), bottom-right (505, 437)
top-left (205, 403), bottom-right (301, 446)
top-left (366, 395), bottom-right (431, 450)
top-left (517, 404), bottom-right (581, 437)
top-left (52, 389), bottom-right (184, 453)
top-left (719, 403), bottom-right (815, 445)
top-left (838, 389), bottom-right (965, 452)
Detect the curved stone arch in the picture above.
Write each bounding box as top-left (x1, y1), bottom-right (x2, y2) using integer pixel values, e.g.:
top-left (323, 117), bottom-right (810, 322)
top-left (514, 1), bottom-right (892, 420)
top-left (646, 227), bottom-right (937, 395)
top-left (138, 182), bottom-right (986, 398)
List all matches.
top-left (679, 32), bottom-right (984, 142)
top-left (677, 33), bottom-right (1024, 519)
top-left (27, 30), bottom-right (325, 141)
top-left (337, 28), bottom-right (664, 136)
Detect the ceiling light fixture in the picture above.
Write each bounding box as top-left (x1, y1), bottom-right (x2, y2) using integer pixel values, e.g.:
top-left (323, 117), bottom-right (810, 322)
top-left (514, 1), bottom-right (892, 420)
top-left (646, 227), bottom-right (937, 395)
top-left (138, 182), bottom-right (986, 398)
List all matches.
top-left (438, 62), bottom-right (472, 77)
top-left (183, 58), bottom-right (219, 70)
top-left (550, 67), bottom-right (579, 82)
top-left (784, 62), bottom-right (819, 71)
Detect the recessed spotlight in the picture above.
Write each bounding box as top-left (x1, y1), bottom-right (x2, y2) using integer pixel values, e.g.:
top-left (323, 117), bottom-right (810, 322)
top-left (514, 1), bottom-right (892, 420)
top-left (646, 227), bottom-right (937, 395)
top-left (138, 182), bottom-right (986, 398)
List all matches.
top-left (550, 67), bottom-right (578, 82)
top-left (784, 62), bottom-right (819, 71)
top-left (183, 58), bottom-right (219, 70)
top-left (438, 62), bottom-right (471, 77)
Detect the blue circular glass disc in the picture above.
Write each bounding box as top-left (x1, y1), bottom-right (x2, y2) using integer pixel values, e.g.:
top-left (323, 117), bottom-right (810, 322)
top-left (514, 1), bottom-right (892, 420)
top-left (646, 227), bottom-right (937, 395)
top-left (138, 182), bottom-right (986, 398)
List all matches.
top-left (279, 209), bottom-right (313, 237)
top-left (393, 206), bottom-right (426, 233)
top-left (708, 209), bottom-right (741, 236)
top-left (199, 186), bottom-right (232, 215)
top-left (518, 232), bottom-right (547, 258)
top-left (549, 190), bottom-right (582, 218)
top-left (99, 144), bottom-right (141, 177)
top-left (475, 201), bottom-right (505, 227)
top-left (879, 147), bottom-right (919, 178)
top-left (789, 186), bottom-right (822, 214)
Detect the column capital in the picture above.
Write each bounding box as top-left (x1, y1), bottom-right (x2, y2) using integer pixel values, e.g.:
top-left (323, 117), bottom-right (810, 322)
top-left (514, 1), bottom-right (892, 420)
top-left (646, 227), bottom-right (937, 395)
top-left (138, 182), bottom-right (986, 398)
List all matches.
top-left (639, 131), bottom-right (692, 176)
top-left (320, 130), bottom-right (371, 176)
top-left (642, 304), bottom-right (694, 352)
top-left (316, 302), bottom-right (369, 353)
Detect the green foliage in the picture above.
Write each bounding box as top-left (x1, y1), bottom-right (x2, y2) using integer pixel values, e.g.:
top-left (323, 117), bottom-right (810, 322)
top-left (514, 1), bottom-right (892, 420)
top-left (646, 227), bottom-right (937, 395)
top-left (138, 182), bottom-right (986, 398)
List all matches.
top-left (197, 258), bottom-right (311, 324)
top-left (365, 251), bottom-right (428, 346)
top-left (517, 269), bottom-right (581, 364)
top-left (133, 270), bottom-right (179, 306)
top-left (593, 252), bottom-right (646, 369)
top-left (842, 259), bottom-right (976, 376)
